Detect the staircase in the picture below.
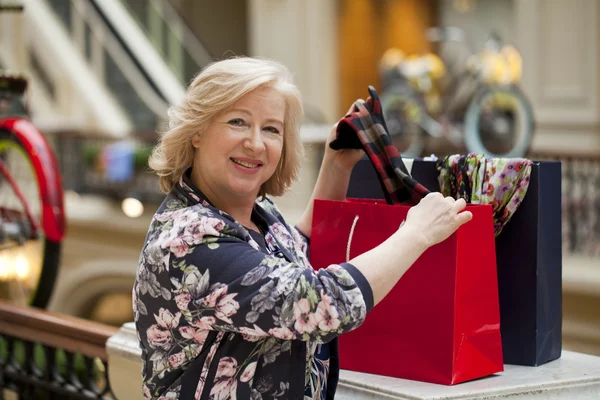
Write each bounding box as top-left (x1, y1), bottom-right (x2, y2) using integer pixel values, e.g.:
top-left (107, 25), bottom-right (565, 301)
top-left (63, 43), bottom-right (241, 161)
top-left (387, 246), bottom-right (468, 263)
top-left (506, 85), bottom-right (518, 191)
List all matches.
top-left (108, 0), bottom-right (213, 86)
top-left (0, 0), bottom-right (213, 136)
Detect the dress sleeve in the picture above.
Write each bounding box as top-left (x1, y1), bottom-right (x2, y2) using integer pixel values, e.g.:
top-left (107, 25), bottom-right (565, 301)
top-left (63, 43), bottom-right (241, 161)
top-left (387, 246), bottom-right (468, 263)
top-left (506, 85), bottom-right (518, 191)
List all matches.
top-left (168, 223), bottom-right (374, 344)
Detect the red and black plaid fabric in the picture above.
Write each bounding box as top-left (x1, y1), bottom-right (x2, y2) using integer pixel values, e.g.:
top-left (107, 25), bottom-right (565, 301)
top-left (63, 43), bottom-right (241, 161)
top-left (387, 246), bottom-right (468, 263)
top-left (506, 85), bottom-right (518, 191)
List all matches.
top-left (330, 86), bottom-right (431, 205)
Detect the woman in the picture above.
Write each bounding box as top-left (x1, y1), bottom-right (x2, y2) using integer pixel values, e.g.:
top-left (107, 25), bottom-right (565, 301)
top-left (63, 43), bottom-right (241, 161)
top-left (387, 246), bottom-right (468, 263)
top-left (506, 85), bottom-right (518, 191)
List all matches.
top-left (133, 57), bottom-right (471, 400)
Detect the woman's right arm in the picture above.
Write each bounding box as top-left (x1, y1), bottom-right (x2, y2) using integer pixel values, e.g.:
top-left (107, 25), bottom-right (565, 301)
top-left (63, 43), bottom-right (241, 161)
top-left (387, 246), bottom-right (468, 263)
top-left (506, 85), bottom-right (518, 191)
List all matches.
top-left (168, 233), bottom-right (373, 345)
top-left (161, 193), bottom-right (471, 345)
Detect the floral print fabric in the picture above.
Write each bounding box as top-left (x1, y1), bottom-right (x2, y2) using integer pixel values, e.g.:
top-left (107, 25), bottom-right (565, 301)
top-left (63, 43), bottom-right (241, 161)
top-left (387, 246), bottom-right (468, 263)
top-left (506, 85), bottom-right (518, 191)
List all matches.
top-left (248, 226), bottom-right (332, 400)
top-left (132, 172), bottom-right (374, 399)
top-left (436, 153), bottom-right (533, 236)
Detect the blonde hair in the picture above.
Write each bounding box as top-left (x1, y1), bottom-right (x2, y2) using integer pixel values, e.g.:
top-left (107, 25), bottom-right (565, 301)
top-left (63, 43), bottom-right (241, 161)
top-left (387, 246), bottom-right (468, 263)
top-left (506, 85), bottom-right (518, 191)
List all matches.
top-left (149, 57), bottom-right (304, 196)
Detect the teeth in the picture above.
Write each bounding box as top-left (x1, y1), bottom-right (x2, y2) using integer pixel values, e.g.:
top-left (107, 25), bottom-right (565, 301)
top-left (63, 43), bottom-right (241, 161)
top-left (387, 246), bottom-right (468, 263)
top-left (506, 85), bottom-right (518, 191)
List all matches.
top-left (232, 158), bottom-right (259, 168)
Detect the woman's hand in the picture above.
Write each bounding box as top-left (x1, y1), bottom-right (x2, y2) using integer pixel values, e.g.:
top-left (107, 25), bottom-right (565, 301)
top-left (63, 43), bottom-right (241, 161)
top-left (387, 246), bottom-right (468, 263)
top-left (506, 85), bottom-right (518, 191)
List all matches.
top-left (295, 101), bottom-right (366, 237)
top-left (323, 102), bottom-right (365, 171)
top-left (403, 193), bottom-right (473, 248)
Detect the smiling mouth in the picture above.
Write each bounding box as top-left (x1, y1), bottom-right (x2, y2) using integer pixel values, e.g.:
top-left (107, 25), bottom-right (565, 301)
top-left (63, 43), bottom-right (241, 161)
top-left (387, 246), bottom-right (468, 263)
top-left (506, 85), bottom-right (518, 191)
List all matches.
top-left (231, 158), bottom-right (262, 168)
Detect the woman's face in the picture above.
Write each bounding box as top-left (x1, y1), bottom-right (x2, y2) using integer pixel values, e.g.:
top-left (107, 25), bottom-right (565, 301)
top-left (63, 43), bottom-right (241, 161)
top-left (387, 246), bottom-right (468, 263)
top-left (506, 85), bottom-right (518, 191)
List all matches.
top-left (192, 87), bottom-right (285, 204)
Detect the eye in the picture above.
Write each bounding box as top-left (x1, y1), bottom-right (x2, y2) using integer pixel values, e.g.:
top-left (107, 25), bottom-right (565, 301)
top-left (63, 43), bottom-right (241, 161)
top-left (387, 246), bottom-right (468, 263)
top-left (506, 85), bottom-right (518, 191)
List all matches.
top-left (228, 118), bottom-right (246, 126)
top-left (263, 126), bottom-right (281, 134)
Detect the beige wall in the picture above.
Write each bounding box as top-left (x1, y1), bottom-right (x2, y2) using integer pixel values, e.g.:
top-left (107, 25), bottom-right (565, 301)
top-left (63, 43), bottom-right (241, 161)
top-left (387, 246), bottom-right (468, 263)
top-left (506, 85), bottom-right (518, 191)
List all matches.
top-left (169, 0), bottom-right (339, 123)
top-left (247, 0), bottom-right (339, 123)
top-left (439, 0), bottom-right (515, 50)
top-left (514, 0), bottom-right (600, 154)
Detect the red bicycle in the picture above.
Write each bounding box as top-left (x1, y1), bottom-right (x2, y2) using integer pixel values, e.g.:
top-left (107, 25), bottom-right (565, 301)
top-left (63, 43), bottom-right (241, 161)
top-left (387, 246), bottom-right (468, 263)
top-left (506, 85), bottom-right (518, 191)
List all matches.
top-left (0, 6), bottom-right (66, 308)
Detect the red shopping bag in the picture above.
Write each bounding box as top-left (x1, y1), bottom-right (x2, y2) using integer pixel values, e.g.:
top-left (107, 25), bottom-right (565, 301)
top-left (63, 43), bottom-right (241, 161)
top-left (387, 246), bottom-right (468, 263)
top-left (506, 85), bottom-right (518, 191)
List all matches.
top-left (310, 198), bottom-right (504, 385)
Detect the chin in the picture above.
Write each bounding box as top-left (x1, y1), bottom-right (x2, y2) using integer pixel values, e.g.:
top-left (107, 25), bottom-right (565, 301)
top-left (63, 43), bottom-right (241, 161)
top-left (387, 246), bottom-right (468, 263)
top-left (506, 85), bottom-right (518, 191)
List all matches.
top-left (226, 183), bottom-right (261, 198)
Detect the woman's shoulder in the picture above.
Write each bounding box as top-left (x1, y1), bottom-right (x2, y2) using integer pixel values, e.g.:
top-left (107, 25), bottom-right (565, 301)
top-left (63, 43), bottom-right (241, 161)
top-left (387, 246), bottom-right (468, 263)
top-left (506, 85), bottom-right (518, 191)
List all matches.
top-left (255, 197), bottom-right (309, 252)
top-left (149, 192), bottom-right (245, 241)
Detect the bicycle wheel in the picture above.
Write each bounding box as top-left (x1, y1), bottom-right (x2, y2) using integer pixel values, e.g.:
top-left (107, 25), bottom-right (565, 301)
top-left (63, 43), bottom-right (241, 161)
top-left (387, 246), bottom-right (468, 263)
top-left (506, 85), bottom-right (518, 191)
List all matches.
top-left (0, 128), bottom-right (61, 308)
top-left (381, 88), bottom-right (427, 157)
top-left (464, 86), bottom-right (535, 158)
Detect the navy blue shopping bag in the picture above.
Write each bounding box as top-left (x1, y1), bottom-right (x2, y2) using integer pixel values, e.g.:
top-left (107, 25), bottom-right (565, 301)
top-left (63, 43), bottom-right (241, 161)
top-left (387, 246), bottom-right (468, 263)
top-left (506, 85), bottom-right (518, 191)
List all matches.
top-left (347, 156), bottom-right (562, 367)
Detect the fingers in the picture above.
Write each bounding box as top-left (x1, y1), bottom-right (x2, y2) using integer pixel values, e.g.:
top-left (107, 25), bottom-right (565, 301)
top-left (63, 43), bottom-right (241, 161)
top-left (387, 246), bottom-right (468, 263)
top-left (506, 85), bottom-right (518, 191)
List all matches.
top-left (426, 192), bottom-right (444, 202)
top-left (422, 192), bottom-right (470, 219)
top-left (444, 197), bottom-right (470, 227)
top-left (456, 210), bottom-right (473, 225)
top-left (347, 99), bottom-right (364, 115)
top-left (450, 198), bottom-right (470, 226)
top-left (452, 198), bottom-right (467, 211)
top-left (439, 195), bottom-right (467, 211)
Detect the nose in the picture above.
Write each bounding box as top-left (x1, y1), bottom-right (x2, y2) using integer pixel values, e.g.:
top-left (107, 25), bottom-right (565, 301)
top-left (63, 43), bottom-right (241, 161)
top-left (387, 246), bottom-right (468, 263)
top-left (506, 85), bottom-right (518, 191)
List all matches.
top-left (243, 127), bottom-right (266, 153)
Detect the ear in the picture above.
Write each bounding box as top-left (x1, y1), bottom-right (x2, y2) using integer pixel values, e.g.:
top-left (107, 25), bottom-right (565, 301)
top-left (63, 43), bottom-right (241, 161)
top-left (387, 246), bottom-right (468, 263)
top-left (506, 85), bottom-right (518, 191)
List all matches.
top-left (191, 133), bottom-right (202, 149)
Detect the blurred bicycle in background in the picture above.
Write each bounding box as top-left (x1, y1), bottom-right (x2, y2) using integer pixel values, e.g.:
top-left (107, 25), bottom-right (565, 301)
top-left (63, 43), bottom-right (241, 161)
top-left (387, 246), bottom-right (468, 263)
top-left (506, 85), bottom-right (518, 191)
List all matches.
top-left (380, 26), bottom-right (535, 158)
top-left (0, 3), bottom-right (66, 308)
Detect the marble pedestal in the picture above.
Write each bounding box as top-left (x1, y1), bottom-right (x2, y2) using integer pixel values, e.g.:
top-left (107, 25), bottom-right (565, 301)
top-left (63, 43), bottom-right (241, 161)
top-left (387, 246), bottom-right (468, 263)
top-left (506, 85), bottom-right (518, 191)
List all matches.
top-left (107, 323), bottom-right (600, 399)
top-left (335, 351), bottom-right (600, 399)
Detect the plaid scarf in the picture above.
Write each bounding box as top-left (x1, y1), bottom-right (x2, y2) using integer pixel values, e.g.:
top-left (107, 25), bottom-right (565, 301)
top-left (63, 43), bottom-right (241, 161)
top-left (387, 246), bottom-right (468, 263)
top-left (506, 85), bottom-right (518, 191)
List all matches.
top-left (330, 86), bottom-right (431, 205)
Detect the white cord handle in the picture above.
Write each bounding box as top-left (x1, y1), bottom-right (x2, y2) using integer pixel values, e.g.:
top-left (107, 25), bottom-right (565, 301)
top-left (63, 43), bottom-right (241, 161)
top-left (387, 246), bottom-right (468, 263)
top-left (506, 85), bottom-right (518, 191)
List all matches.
top-left (345, 216), bottom-right (406, 262)
top-left (346, 215), bottom-right (359, 262)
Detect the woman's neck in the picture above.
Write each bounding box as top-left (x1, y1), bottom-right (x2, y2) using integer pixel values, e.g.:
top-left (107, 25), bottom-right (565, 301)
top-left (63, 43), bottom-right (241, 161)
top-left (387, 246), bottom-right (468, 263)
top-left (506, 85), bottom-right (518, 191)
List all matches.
top-left (190, 170), bottom-right (257, 228)
top-left (215, 198), bottom-right (256, 228)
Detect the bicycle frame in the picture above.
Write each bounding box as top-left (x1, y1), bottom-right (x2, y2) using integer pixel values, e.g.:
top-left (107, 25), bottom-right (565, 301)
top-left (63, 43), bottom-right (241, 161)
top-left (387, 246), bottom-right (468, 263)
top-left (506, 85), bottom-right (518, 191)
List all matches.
top-left (0, 155), bottom-right (40, 238)
top-left (0, 117), bottom-right (65, 243)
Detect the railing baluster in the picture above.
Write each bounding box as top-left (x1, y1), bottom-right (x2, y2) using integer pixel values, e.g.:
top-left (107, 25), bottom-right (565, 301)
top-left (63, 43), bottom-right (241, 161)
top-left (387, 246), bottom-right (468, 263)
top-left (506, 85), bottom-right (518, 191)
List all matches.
top-left (567, 159), bottom-right (577, 253)
top-left (43, 344), bottom-right (61, 399)
top-left (30, 343), bottom-right (44, 379)
top-left (100, 359), bottom-right (115, 398)
top-left (83, 355), bottom-right (98, 395)
top-left (23, 340), bottom-right (34, 374)
top-left (22, 340), bottom-right (35, 399)
top-left (595, 162), bottom-right (600, 256)
top-left (586, 159), bottom-right (592, 254)
top-left (8, 336), bottom-right (20, 373)
top-left (54, 348), bottom-right (67, 388)
top-left (65, 350), bottom-right (82, 393)
top-left (0, 337), bottom-right (5, 400)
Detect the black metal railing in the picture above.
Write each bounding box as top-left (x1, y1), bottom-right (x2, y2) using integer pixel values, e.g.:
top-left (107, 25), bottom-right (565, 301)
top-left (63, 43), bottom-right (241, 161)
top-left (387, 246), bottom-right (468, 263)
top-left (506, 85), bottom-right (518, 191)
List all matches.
top-left (0, 301), bottom-right (119, 399)
top-left (562, 157), bottom-right (600, 257)
top-left (48, 129), bottom-right (164, 205)
top-left (527, 151), bottom-right (600, 258)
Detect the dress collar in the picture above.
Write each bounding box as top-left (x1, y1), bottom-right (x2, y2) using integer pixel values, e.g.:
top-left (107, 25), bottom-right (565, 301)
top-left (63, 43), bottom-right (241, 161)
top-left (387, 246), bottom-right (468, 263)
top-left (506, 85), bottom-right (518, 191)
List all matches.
top-left (173, 168), bottom-right (213, 207)
top-left (172, 169), bottom-right (296, 262)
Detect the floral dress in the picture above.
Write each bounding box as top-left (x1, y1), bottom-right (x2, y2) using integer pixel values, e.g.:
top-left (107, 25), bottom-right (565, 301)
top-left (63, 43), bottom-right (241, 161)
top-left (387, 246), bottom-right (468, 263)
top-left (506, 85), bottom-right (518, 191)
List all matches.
top-left (132, 171), bottom-right (374, 399)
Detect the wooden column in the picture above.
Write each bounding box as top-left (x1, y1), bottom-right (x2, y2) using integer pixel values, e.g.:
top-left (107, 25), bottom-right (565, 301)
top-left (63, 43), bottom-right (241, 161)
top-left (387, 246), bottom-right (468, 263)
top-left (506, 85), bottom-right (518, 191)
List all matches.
top-left (337, 0), bottom-right (438, 116)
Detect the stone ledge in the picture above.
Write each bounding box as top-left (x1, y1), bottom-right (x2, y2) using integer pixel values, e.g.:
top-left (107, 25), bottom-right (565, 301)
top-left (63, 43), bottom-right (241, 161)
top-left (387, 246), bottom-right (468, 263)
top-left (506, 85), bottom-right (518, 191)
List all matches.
top-left (336, 352), bottom-right (600, 399)
top-left (107, 322), bottom-right (600, 400)
top-left (106, 322), bottom-right (141, 362)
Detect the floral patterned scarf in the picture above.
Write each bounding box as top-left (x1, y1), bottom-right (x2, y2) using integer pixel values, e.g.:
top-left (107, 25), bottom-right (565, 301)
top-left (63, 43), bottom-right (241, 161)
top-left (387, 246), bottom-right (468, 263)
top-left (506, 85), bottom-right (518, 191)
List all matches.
top-left (436, 153), bottom-right (533, 236)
